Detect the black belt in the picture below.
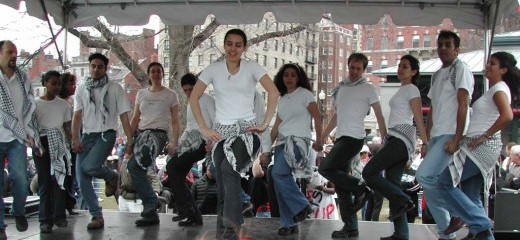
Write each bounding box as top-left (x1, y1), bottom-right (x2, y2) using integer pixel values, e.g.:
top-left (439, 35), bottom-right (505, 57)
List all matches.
top-left (139, 128), bottom-right (167, 134)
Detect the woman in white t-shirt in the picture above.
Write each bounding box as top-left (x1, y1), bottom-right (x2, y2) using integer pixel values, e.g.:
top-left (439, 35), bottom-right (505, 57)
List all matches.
top-left (34, 71), bottom-right (73, 233)
top-left (362, 55), bottom-right (428, 240)
top-left (437, 51), bottom-right (518, 239)
top-left (265, 63), bottom-right (322, 235)
top-left (189, 29), bottom-right (279, 239)
top-left (127, 62), bottom-right (180, 226)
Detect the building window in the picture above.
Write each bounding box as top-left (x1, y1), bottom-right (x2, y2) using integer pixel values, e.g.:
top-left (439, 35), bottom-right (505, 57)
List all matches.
top-left (339, 62), bottom-right (343, 71)
top-left (263, 55), bottom-right (267, 66)
top-left (164, 57), bottom-right (170, 67)
top-left (255, 53), bottom-right (259, 62)
top-left (189, 56), bottom-right (194, 67)
top-left (289, 44), bottom-right (293, 54)
top-left (263, 40), bottom-right (268, 50)
top-left (397, 35), bottom-right (404, 49)
top-left (366, 37), bottom-right (373, 50)
top-left (328, 61), bottom-right (333, 69)
top-left (282, 59), bottom-right (285, 65)
top-left (198, 55), bottom-right (204, 66)
top-left (274, 58), bottom-right (278, 68)
top-left (424, 35), bottom-right (431, 48)
top-left (164, 39), bottom-right (169, 50)
top-left (282, 42), bottom-right (286, 53)
top-left (339, 35), bottom-right (344, 43)
top-left (275, 40), bottom-right (279, 51)
top-left (321, 74), bottom-right (326, 82)
top-left (381, 36), bottom-right (388, 50)
top-left (367, 61), bottom-right (373, 73)
top-left (412, 35), bottom-right (420, 48)
top-left (327, 74), bottom-right (332, 82)
top-left (381, 59), bottom-right (388, 69)
top-left (296, 46), bottom-right (300, 56)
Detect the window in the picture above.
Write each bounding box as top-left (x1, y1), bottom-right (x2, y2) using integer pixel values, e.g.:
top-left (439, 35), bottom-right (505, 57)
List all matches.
top-left (339, 62), bottom-right (343, 71)
top-left (339, 35), bottom-right (344, 43)
top-left (164, 39), bottom-right (169, 50)
top-left (321, 61), bottom-right (327, 69)
top-left (424, 35), bottom-right (431, 48)
top-left (321, 74), bottom-right (326, 82)
top-left (189, 56), bottom-right (194, 67)
top-left (210, 54), bottom-right (217, 63)
top-left (275, 40), bottom-right (279, 51)
top-left (255, 53), bottom-right (259, 62)
top-left (397, 36), bottom-right (404, 49)
top-left (281, 59), bottom-right (285, 65)
top-left (327, 88), bottom-right (332, 96)
top-left (328, 61), bottom-right (333, 69)
top-left (339, 48), bottom-right (343, 57)
top-left (263, 55), bottom-right (267, 66)
top-left (367, 61), bottom-right (373, 73)
top-left (274, 58), bottom-right (278, 68)
top-left (282, 42), bottom-right (286, 53)
top-left (381, 59), bottom-right (388, 69)
top-left (263, 40), bottom-right (268, 50)
top-left (164, 57), bottom-right (170, 67)
top-left (289, 44), bottom-right (293, 54)
top-left (366, 37), bottom-right (373, 50)
top-left (412, 35), bottom-right (420, 48)
top-left (296, 46), bottom-right (300, 56)
top-left (381, 36), bottom-right (388, 50)
top-left (327, 74), bottom-right (332, 82)
top-left (198, 55), bottom-right (204, 66)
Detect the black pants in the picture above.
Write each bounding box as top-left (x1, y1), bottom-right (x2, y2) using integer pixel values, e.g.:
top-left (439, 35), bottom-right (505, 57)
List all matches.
top-left (166, 141), bottom-right (207, 220)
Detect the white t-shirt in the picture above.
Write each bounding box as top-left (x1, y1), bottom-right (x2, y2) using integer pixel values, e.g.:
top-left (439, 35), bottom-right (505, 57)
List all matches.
top-left (185, 93), bottom-right (215, 132)
top-left (35, 97), bottom-right (72, 135)
top-left (427, 60), bottom-right (474, 138)
top-left (388, 84), bottom-right (421, 128)
top-left (466, 81), bottom-right (511, 137)
top-left (74, 80), bottom-right (131, 133)
top-left (136, 88), bottom-right (179, 131)
top-left (334, 82), bottom-right (379, 139)
top-left (199, 59), bottom-right (267, 125)
top-left (278, 87), bottom-right (315, 139)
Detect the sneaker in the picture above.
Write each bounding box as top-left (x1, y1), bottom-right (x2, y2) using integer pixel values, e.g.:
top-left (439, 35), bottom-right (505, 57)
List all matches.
top-left (105, 170), bottom-right (119, 197)
top-left (0, 228), bottom-right (6, 240)
top-left (292, 205), bottom-right (313, 223)
top-left (331, 226), bottom-right (359, 238)
top-left (40, 224), bottom-right (53, 233)
top-left (87, 216), bottom-right (105, 230)
top-left (135, 213), bottom-right (160, 227)
top-left (461, 229), bottom-right (492, 240)
top-left (278, 225), bottom-right (299, 236)
top-left (15, 215), bottom-right (28, 232)
top-left (380, 235), bottom-right (407, 240)
top-left (351, 185), bottom-right (372, 212)
top-left (443, 216), bottom-right (465, 235)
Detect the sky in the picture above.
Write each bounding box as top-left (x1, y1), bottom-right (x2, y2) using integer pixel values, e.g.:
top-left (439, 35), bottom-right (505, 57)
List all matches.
top-left (0, 2), bottom-right (161, 61)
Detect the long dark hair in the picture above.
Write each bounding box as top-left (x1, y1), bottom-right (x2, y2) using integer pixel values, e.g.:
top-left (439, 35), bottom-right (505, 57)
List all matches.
top-left (491, 51), bottom-right (520, 99)
top-left (59, 72), bottom-right (76, 99)
top-left (400, 55), bottom-right (420, 86)
top-left (274, 63), bottom-right (312, 96)
top-left (147, 62), bottom-right (165, 85)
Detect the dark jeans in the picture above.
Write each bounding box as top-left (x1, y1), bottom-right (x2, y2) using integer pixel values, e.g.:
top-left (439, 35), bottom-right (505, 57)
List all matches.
top-left (266, 165), bottom-right (279, 218)
top-left (365, 191), bottom-right (383, 221)
top-left (362, 137), bottom-right (410, 239)
top-left (166, 141), bottom-right (207, 220)
top-left (318, 136), bottom-right (364, 231)
top-left (34, 137), bottom-right (66, 225)
top-left (64, 150), bottom-right (77, 210)
top-left (214, 137), bottom-right (260, 229)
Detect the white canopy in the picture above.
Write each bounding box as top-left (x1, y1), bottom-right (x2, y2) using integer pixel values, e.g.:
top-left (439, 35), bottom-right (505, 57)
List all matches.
top-left (1, 0), bottom-right (518, 29)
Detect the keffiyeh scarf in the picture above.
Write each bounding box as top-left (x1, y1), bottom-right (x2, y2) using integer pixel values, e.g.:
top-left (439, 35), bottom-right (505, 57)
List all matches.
top-left (330, 76), bottom-right (367, 98)
top-left (212, 119), bottom-right (260, 178)
top-left (449, 133), bottom-right (502, 195)
top-left (0, 68), bottom-right (41, 151)
top-left (84, 75), bottom-right (109, 125)
top-left (387, 123), bottom-right (417, 161)
top-left (132, 129), bottom-right (168, 170)
top-left (40, 128), bottom-right (71, 189)
top-left (275, 134), bottom-right (313, 178)
top-left (177, 129), bottom-right (205, 156)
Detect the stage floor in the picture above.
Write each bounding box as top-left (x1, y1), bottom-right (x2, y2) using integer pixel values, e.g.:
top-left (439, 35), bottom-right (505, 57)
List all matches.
top-left (3, 211), bottom-right (470, 239)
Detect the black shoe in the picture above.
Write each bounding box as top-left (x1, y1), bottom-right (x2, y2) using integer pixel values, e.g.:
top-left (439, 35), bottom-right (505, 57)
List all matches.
top-left (388, 200), bottom-right (415, 221)
top-left (292, 205), bottom-right (313, 223)
top-left (242, 202), bottom-right (253, 213)
top-left (67, 208), bottom-right (80, 215)
top-left (331, 226), bottom-right (359, 238)
top-left (135, 213), bottom-right (160, 227)
top-left (351, 185), bottom-right (372, 212)
top-left (381, 235), bottom-right (407, 240)
top-left (0, 228), bottom-right (6, 240)
top-left (15, 216), bottom-right (28, 232)
top-left (40, 224), bottom-right (53, 233)
top-left (278, 225), bottom-right (299, 236)
top-left (443, 216), bottom-right (465, 235)
top-left (172, 207), bottom-right (195, 222)
top-left (178, 218), bottom-right (203, 227)
top-left (461, 229), bottom-right (492, 240)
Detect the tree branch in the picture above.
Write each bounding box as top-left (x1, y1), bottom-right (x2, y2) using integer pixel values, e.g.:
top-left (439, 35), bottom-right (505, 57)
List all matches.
top-left (189, 19), bottom-right (220, 51)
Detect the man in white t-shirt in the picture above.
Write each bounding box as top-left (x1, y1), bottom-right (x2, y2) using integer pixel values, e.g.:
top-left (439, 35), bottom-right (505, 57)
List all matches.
top-left (71, 53), bottom-right (133, 230)
top-left (415, 30), bottom-right (474, 240)
top-left (318, 53), bottom-right (387, 239)
top-left (0, 40), bottom-right (42, 237)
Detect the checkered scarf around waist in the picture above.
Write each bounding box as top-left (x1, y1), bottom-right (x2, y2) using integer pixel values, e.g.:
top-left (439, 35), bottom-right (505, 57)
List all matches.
top-left (449, 133), bottom-right (502, 195)
top-left (212, 119), bottom-right (260, 178)
top-left (0, 68), bottom-right (41, 151)
top-left (132, 129), bottom-right (168, 170)
top-left (275, 134), bottom-right (313, 178)
top-left (178, 129), bottom-right (205, 156)
top-left (40, 128), bottom-right (71, 189)
top-left (387, 123), bottom-right (417, 161)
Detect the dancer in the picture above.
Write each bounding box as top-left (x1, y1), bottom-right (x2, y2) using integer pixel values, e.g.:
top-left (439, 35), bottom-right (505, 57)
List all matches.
top-left (189, 29), bottom-right (279, 239)
top-left (318, 53), bottom-right (387, 238)
top-left (128, 62), bottom-right (180, 226)
top-left (34, 71), bottom-right (72, 233)
top-left (362, 55), bottom-right (428, 240)
top-left (415, 30), bottom-right (474, 240)
top-left (439, 51), bottom-right (517, 240)
top-left (166, 72), bottom-right (215, 227)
